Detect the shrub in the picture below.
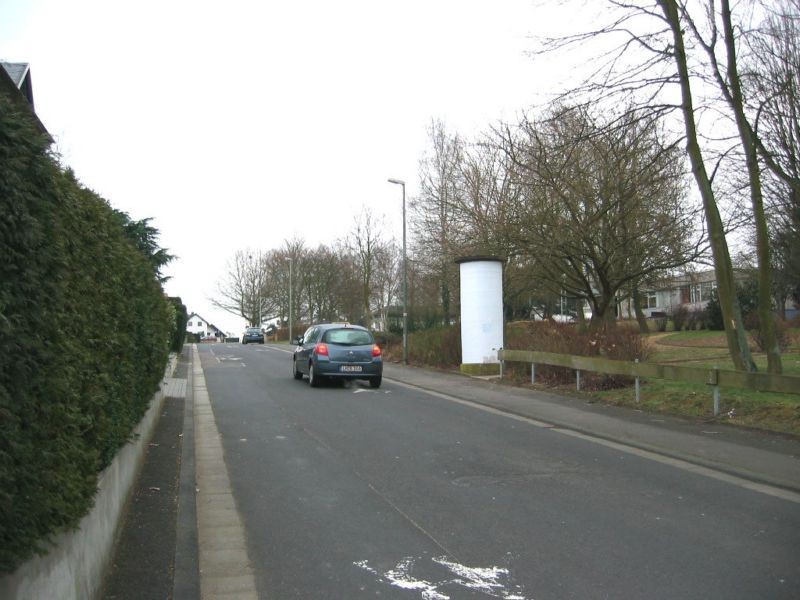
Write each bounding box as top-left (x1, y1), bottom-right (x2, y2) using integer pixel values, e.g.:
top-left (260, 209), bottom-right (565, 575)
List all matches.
top-left (746, 314), bottom-right (792, 352)
top-left (379, 326), bottom-right (461, 369)
top-left (704, 289), bottom-right (724, 331)
top-left (706, 279), bottom-right (759, 331)
top-left (169, 297), bottom-right (188, 353)
top-left (505, 321), bottom-right (650, 390)
top-left (670, 305), bottom-right (689, 332)
top-left (0, 96), bottom-right (171, 573)
top-left (686, 308), bottom-right (705, 330)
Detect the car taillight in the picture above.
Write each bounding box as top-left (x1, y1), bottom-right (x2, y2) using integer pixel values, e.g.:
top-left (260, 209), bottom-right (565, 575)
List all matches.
top-left (372, 344), bottom-right (382, 357)
top-left (315, 343), bottom-right (329, 356)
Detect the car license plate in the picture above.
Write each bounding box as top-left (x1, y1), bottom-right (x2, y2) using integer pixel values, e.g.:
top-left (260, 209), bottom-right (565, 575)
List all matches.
top-left (340, 365), bottom-right (362, 373)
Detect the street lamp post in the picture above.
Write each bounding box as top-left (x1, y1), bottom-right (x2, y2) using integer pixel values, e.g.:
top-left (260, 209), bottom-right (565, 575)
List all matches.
top-left (249, 253), bottom-right (259, 328)
top-left (387, 178), bottom-right (408, 365)
top-left (288, 258), bottom-right (293, 343)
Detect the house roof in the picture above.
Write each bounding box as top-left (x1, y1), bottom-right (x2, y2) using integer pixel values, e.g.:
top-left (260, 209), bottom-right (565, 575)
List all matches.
top-left (0, 61), bottom-right (50, 137)
top-left (186, 312), bottom-right (223, 333)
top-left (187, 312), bottom-right (212, 324)
top-left (1, 62), bottom-right (29, 88)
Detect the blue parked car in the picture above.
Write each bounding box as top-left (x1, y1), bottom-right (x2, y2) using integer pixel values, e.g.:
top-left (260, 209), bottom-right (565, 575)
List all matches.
top-left (292, 323), bottom-right (382, 388)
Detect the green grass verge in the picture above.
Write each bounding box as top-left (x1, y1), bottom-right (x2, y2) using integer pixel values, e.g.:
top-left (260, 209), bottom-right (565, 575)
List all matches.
top-left (594, 328), bottom-right (800, 436)
top-left (593, 379), bottom-right (800, 436)
top-left (498, 328), bottom-right (800, 437)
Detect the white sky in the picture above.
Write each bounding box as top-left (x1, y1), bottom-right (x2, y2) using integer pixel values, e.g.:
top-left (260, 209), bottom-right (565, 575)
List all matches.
top-left (2, 0), bottom-right (593, 335)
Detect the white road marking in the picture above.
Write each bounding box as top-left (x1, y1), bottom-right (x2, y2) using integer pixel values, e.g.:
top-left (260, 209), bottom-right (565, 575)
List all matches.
top-left (266, 346), bottom-right (294, 354)
top-left (354, 556), bottom-right (530, 600)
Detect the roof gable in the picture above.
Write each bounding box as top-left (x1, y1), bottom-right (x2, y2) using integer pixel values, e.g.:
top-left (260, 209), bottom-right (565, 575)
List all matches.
top-left (0, 61), bottom-right (49, 136)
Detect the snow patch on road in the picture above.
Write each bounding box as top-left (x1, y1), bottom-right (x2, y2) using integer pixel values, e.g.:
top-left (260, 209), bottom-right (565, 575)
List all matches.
top-left (354, 555), bottom-right (530, 599)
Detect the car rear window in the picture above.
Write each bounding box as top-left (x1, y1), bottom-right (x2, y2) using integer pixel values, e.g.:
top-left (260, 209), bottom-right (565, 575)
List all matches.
top-left (322, 329), bottom-right (373, 346)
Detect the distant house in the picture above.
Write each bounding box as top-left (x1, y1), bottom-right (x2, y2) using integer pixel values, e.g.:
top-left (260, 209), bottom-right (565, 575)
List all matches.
top-left (616, 269), bottom-right (798, 319)
top-left (617, 270), bottom-right (720, 319)
top-left (186, 313), bottom-right (223, 339)
top-left (0, 61), bottom-right (50, 137)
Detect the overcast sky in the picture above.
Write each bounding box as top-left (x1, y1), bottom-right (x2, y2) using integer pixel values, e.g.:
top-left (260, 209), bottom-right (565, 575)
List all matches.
top-left (2, 0), bottom-right (594, 335)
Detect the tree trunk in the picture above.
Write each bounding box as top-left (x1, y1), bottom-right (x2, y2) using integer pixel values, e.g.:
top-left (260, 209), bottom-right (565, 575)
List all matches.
top-left (362, 281), bottom-right (372, 329)
top-left (720, 0), bottom-right (782, 374)
top-left (658, 0), bottom-right (756, 372)
top-left (441, 268), bottom-right (451, 326)
top-left (576, 300), bottom-right (588, 332)
top-left (589, 294), bottom-right (617, 332)
top-left (632, 287), bottom-right (650, 333)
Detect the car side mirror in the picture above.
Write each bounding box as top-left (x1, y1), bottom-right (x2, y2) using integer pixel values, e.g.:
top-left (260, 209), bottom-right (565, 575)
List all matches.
top-left (292, 336), bottom-right (302, 345)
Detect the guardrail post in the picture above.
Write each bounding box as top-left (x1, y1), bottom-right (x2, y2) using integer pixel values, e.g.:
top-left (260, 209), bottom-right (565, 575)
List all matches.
top-left (634, 358), bottom-right (640, 403)
top-left (576, 369), bottom-right (581, 391)
top-left (707, 366), bottom-right (720, 417)
top-left (531, 363), bottom-right (535, 384)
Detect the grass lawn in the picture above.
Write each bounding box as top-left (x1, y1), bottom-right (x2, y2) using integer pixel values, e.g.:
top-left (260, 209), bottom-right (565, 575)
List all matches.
top-left (591, 328), bottom-right (800, 436)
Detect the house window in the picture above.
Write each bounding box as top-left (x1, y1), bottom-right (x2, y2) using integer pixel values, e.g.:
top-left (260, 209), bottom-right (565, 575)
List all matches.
top-left (690, 282), bottom-right (716, 303)
top-left (646, 293), bottom-right (657, 309)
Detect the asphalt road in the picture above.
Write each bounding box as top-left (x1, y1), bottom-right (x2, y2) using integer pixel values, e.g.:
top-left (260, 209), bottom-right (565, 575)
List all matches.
top-left (197, 343), bottom-right (800, 600)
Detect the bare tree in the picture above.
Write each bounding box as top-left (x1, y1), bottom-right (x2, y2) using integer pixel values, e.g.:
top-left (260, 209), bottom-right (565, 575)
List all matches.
top-left (534, 0), bottom-right (759, 369)
top-left (213, 250), bottom-right (274, 326)
top-left (746, 0), bottom-right (800, 317)
top-left (302, 245), bottom-right (346, 323)
top-left (508, 105), bottom-right (703, 330)
top-left (446, 134), bottom-right (541, 320)
top-left (372, 241), bottom-right (402, 330)
top-left (413, 119), bottom-right (463, 325)
top-left (261, 238), bottom-right (308, 328)
top-left (670, 0), bottom-right (783, 371)
top-left (344, 208), bottom-right (389, 328)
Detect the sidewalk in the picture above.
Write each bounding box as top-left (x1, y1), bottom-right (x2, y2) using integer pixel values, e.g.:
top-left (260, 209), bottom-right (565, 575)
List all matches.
top-left (382, 362), bottom-right (800, 494)
top-left (99, 346), bottom-right (198, 600)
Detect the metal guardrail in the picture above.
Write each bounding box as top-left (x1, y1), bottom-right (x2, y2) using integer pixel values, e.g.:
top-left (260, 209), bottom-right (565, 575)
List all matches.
top-left (498, 349), bottom-right (800, 416)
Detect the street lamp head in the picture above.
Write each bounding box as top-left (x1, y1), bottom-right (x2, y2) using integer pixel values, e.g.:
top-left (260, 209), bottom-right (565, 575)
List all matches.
top-left (387, 178), bottom-right (405, 186)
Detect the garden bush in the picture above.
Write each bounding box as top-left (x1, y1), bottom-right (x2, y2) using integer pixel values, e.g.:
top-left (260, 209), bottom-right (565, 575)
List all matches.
top-left (169, 297), bottom-right (188, 353)
top-left (0, 95), bottom-right (172, 573)
top-left (505, 321), bottom-right (651, 390)
top-left (686, 308), bottom-right (706, 330)
top-left (746, 313), bottom-right (792, 353)
top-left (379, 326), bottom-right (461, 368)
top-left (670, 305), bottom-right (689, 332)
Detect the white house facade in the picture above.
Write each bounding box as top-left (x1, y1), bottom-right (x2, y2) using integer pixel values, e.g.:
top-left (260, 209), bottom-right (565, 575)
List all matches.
top-left (617, 270), bottom-right (719, 319)
top-left (186, 313), bottom-right (222, 337)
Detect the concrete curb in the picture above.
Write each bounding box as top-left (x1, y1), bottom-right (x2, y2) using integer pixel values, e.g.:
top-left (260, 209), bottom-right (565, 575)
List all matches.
top-left (0, 355), bottom-right (179, 600)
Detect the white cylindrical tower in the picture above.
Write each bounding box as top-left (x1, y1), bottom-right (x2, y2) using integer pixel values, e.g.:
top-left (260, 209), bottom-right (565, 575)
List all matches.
top-left (456, 256), bottom-right (504, 375)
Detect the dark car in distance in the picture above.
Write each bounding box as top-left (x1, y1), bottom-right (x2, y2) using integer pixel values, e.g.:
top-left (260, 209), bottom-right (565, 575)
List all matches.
top-left (241, 327), bottom-right (264, 344)
top-left (292, 323), bottom-right (382, 388)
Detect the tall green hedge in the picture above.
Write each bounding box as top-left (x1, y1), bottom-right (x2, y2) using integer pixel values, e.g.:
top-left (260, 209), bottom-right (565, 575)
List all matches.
top-left (0, 94), bottom-right (172, 573)
top-left (169, 296), bottom-right (188, 353)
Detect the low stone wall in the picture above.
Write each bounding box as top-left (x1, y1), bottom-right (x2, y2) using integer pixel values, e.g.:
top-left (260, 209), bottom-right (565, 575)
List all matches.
top-left (0, 355), bottom-right (178, 600)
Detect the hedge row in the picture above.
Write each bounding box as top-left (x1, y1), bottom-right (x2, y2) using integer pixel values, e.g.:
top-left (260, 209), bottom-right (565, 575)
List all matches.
top-left (0, 94), bottom-right (173, 572)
